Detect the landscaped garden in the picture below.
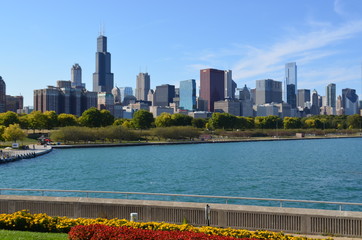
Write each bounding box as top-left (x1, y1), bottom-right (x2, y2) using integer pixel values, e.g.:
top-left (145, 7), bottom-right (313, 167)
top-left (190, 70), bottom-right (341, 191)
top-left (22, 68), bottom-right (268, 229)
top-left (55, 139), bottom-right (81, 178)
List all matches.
top-left (0, 210), bottom-right (329, 240)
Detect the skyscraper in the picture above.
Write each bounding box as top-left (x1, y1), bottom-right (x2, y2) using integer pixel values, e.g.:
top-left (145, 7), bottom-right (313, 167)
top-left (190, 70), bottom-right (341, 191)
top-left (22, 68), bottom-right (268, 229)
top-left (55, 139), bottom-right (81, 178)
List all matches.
top-left (135, 72), bottom-right (150, 101)
top-left (119, 87), bottom-right (133, 102)
top-left (297, 89), bottom-right (310, 108)
top-left (179, 79), bottom-right (196, 111)
top-left (255, 79), bottom-right (282, 105)
top-left (285, 62), bottom-right (297, 108)
top-left (326, 83), bottom-right (336, 108)
top-left (342, 88), bottom-right (359, 115)
top-left (153, 84), bottom-right (175, 106)
top-left (0, 76), bottom-right (6, 113)
top-left (310, 89), bottom-right (320, 115)
top-left (224, 70), bottom-right (237, 99)
top-left (93, 34), bottom-right (114, 93)
top-left (71, 63), bottom-right (84, 88)
top-left (200, 68), bottom-right (225, 112)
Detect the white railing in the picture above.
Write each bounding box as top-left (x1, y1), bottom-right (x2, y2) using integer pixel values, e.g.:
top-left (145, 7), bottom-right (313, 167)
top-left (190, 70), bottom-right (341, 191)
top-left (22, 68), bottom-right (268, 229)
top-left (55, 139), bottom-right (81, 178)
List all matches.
top-left (1, 188), bottom-right (362, 211)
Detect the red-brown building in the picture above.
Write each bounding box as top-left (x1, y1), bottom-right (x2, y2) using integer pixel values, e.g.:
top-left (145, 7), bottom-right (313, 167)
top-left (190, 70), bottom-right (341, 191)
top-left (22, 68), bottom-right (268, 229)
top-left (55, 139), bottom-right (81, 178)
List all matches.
top-left (200, 68), bottom-right (225, 112)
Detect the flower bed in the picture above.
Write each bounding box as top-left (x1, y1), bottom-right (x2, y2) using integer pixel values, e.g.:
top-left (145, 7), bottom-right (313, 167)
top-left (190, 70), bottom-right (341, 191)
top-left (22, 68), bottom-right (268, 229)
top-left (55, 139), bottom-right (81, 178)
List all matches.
top-left (68, 224), bottom-right (250, 240)
top-left (0, 210), bottom-right (326, 240)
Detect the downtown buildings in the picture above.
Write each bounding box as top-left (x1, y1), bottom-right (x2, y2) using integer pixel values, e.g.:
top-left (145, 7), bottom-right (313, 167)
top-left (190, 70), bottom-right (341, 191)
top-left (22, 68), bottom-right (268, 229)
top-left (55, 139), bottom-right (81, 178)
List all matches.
top-left (30, 32), bottom-right (361, 118)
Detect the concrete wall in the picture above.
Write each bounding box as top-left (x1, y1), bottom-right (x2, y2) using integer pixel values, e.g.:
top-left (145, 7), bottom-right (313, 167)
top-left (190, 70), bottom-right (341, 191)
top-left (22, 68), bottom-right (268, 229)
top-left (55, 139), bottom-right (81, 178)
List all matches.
top-left (1, 195), bottom-right (362, 237)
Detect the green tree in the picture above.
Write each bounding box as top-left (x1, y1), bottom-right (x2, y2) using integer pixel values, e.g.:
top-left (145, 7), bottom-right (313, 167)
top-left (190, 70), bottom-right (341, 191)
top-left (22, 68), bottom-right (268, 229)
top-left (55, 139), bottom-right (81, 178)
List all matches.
top-left (58, 113), bottom-right (78, 127)
top-left (132, 110), bottom-right (154, 129)
top-left (283, 117), bottom-right (302, 129)
top-left (192, 118), bottom-right (207, 128)
top-left (18, 115), bottom-right (29, 130)
top-left (0, 111), bottom-right (19, 126)
top-left (209, 113), bottom-right (236, 129)
top-left (255, 116), bottom-right (282, 129)
top-left (44, 111), bottom-right (58, 129)
top-left (155, 112), bottom-right (174, 127)
top-left (113, 118), bottom-right (127, 126)
top-left (171, 113), bottom-right (193, 126)
top-left (27, 111), bottom-right (47, 132)
top-left (100, 109), bottom-right (114, 127)
top-left (0, 125), bottom-right (5, 142)
top-left (347, 114), bottom-right (362, 129)
top-left (2, 124), bottom-right (26, 142)
top-left (78, 107), bottom-right (102, 127)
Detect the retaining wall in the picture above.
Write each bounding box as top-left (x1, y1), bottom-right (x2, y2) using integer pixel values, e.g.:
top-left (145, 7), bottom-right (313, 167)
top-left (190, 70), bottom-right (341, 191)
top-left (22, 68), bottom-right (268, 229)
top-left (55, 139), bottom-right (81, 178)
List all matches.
top-left (1, 195), bottom-right (362, 237)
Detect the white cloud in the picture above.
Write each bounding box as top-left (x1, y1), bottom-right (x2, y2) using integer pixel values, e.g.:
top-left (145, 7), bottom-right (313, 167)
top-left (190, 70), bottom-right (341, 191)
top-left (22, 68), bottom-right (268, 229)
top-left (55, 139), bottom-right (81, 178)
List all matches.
top-left (232, 20), bottom-right (362, 81)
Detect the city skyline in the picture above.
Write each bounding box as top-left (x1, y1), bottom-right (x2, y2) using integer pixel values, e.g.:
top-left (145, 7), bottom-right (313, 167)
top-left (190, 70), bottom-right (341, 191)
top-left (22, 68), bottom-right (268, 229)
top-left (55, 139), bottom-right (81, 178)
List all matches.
top-left (1, 0), bottom-right (362, 106)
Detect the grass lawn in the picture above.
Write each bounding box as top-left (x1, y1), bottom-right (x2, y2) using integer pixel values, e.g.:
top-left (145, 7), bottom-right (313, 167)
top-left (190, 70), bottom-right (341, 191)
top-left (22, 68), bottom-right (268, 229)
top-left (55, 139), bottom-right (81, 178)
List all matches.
top-left (0, 230), bottom-right (68, 240)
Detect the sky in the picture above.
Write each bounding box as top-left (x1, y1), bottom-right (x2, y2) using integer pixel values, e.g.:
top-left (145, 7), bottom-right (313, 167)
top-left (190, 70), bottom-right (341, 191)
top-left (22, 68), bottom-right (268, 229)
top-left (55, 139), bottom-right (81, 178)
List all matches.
top-left (1, 0), bottom-right (362, 106)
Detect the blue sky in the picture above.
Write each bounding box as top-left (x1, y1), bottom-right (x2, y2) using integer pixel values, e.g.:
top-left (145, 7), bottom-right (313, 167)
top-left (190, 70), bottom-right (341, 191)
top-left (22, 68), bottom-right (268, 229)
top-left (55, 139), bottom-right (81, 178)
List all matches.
top-left (1, 0), bottom-right (362, 106)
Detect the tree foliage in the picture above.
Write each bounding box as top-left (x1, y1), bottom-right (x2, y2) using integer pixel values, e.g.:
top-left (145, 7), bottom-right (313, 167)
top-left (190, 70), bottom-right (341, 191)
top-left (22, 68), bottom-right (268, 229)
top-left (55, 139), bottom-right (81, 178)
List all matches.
top-left (132, 110), bottom-right (154, 129)
top-left (3, 124), bottom-right (26, 142)
top-left (58, 113), bottom-right (78, 127)
top-left (151, 126), bottom-right (200, 140)
top-left (0, 111), bottom-right (19, 127)
top-left (155, 112), bottom-right (173, 127)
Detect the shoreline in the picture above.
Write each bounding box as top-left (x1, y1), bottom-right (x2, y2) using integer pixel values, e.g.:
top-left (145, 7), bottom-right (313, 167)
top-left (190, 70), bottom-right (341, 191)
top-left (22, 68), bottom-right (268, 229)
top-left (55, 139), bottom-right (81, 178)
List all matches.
top-left (51, 134), bottom-right (362, 149)
top-left (0, 145), bottom-right (52, 164)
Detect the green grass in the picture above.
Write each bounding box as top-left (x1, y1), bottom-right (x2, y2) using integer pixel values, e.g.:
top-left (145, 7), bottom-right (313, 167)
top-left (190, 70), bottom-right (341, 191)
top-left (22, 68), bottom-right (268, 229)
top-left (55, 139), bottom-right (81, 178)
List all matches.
top-left (0, 230), bottom-right (67, 240)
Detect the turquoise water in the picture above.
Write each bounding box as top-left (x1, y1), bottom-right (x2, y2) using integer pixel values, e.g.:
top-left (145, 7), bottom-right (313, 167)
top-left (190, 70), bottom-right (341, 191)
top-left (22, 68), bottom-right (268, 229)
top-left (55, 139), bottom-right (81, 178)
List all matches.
top-left (1, 138), bottom-right (362, 210)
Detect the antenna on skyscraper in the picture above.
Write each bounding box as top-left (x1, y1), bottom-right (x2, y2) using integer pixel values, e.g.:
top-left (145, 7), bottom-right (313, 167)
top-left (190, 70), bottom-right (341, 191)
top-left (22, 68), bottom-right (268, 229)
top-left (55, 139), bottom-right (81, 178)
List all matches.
top-left (99, 22), bottom-right (105, 36)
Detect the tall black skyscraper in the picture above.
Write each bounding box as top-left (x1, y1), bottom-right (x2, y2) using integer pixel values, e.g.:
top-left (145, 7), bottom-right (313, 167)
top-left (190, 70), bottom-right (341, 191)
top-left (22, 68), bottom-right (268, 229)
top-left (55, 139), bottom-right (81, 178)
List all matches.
top-left (93, 34), bottom-right (114, 93)
top-left (285, 62), bottom-right (297, 108)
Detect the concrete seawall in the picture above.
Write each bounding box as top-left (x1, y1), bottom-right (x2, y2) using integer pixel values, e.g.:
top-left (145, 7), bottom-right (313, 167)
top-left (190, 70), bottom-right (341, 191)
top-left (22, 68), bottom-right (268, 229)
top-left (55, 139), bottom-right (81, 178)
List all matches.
top-left (1, 195), bottom-right (362, 237)
top-left (0, 145), bottom-right (52, 164)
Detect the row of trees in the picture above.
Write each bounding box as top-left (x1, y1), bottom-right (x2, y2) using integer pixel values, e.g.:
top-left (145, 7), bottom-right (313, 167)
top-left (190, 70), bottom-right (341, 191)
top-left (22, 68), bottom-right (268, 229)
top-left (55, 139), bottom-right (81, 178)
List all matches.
top-left (50, 126), bottom-right (200, 143)
top-left (1, 108), bottom-right (361, 131)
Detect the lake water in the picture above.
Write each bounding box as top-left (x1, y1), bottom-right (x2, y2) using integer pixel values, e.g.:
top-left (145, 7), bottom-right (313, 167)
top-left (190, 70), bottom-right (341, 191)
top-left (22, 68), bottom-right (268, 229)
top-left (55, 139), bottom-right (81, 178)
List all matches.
top-left (1, 138), bottom-right (362, 210)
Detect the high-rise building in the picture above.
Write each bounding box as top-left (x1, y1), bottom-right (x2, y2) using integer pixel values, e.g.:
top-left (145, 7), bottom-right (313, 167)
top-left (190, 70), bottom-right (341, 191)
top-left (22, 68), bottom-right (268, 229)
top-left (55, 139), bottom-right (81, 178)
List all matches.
top-left (71, 63), bottom-right (84, 88)
top-left (310, 89), bottom-right (320, 115)
top-left (153, 84), bottom-right (175, 106)
top-left (336, 95), bottom-right (344, 115)
top-left (93, 34), bottom-right (114, 93)
top-left (342, 88), bottom-right (359, 115)
top-left (6, 95), bottom-right (23, 113)
top-left (112, 86), bottom-right (121, 104)
top-left (119, 87), bottom-right (133, 102)
top-left (297, 89), bottom-right (310, 108)
top-left (98, 92), bottom-right (114, 114)
top-left (179, 79), bottom-right (196, 111)
top-left (135, 72), bottom-right (150, 101)
top-left (34, 83), bottom-right (97, 116)
top-left (326, 83), bottom-right (336, 108)
top-left (0, 76), bottom-right (6, 113)
top-left (200, 68), bottom-right (225, 112)
top-left (285, 62), bottom-right (297, 108)
top-left (238, 85), bottom-right (251, 101)
top-left (238, 85), bottom-right (253, 117)
top-left (255, 79), bottom-right (282, 105)
top-left (214, 99), bottom-right (241, 116)
top-left (224, 70), bottom-right (237, 99)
